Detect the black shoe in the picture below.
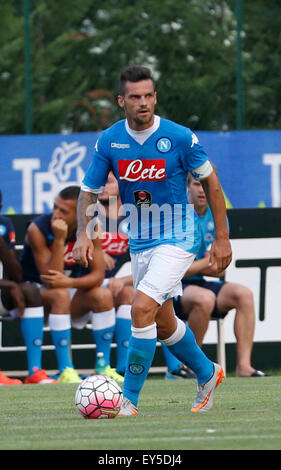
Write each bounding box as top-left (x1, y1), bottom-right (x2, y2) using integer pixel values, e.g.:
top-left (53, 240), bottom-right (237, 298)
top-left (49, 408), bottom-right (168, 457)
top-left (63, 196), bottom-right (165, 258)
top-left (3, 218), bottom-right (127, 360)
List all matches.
top-left (165, 364), bottom-right (195, 380)
top-left (251, 370), bottom-right (268, 377)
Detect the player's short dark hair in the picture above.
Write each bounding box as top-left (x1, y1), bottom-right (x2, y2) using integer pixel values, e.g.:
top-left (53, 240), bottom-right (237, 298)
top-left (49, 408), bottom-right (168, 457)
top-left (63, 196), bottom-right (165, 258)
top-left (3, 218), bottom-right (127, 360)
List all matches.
top-left (58, 186), bottom-right (80, 200)
top-left (119, 65), bottom-right (155, 95)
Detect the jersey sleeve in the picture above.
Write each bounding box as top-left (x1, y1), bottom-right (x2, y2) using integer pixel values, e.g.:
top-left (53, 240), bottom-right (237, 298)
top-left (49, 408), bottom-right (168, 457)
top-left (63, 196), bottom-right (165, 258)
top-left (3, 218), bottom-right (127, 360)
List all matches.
top-left (180, 129), bottom-right (212, 179)
top-left (82, 133), bottom-right (112, 191)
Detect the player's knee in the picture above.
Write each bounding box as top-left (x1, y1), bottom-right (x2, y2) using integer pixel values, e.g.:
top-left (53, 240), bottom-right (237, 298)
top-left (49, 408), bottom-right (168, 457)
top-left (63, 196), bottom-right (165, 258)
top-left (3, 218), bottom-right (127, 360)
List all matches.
top-left (200, 291), bottom-right (216, 315)
top-left (89, 286), bottom-right (114, 311)
top-left (20, 283), bottom-right (41, 307)
top-left (131, 293), bottom-right (157, 327)
top-left (50, 288), bottom-right (71, 310)
top-left (184, 290), bottom-right (215, 316)
top-left (235, 285), bottom-right (254, 309)
top-left (116, 286), bottom-right (134, 306)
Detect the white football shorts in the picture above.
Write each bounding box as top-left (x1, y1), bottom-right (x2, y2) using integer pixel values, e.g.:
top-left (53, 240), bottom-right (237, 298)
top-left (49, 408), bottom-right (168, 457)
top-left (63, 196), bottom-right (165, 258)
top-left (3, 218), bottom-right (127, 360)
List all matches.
top-left (130, 244), bottom-right (195, 305)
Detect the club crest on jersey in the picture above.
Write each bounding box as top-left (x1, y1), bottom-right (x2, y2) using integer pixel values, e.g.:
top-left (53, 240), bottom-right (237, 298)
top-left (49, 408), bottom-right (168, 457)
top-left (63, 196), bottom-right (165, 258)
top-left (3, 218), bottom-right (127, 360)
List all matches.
top-left (134, 190), bottom-right (152, 208)
top-left (156, 137), bottom-right (172, 153)
top-left (118, 159), bottom-right (166, 182)
top-left (0, 225), bottom-right (7, 236)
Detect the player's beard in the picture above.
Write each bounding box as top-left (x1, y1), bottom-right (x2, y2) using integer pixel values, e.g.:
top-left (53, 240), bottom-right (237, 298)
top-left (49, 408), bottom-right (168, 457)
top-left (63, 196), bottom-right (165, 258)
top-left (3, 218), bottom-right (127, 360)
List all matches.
top-left (133, 109), bottom-right (154, 127)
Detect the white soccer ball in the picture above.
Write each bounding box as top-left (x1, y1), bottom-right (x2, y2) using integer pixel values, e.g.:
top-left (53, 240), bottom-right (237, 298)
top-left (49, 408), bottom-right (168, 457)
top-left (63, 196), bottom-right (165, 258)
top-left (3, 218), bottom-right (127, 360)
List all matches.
top-left (75, 375), bottom-right (123, 419)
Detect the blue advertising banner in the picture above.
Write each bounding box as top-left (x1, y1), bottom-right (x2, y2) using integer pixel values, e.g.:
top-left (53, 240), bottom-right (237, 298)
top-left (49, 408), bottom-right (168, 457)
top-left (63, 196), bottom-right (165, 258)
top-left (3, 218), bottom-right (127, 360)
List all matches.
top-left (0, 130), bottom-right (280, 214)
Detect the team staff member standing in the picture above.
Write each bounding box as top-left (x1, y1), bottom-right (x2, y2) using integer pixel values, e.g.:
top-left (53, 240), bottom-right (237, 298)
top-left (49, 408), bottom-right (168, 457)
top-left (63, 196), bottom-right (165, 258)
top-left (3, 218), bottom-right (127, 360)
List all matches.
top-left (73, 65), bottom-right (232, 415)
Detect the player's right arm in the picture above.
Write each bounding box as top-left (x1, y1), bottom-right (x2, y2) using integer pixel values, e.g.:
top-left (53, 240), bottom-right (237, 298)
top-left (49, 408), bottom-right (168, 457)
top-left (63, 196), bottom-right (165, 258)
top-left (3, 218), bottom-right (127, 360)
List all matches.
top-left (73, 190), bottom-right (98, 268)
top-left (26, 221), bottom-right (66, 274)
top-left (74, 134), bottom-right (111, 267)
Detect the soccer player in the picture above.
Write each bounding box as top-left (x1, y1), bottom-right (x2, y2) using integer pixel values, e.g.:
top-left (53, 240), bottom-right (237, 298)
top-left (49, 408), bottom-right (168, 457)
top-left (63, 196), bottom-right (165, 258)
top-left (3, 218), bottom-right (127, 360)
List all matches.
top-left (99, 172), bottom-right (192, 379)
top-left (21, 186), bottom-right (114, 383)
top-left (73, 65), bottom-right (232, 414)
top-left (101, 172), bottom-right (194, 379)
top-left (97, 171), bottom-right (133, 376)
top-left (0, 189), bottom-right (49, 384)
top-left (173, 171), bottom-right (267, 377)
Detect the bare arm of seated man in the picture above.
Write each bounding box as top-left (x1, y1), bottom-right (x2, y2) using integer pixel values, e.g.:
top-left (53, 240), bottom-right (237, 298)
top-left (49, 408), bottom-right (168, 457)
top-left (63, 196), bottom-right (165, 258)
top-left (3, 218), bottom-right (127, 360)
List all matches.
top-left (26, 220), bottom-right (68, 274)
top-left (40, 228), bottom-right (105, 290)
top-left (107, 275), bottom-right (133, 298)
top-left (0, 279), bottom-right (25, 317)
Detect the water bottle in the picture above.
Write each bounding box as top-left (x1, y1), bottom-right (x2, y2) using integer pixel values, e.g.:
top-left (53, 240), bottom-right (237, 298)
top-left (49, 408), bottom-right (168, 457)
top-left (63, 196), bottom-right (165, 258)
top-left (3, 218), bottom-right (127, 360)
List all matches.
top-left (95, 352), bottom-right (106, 374)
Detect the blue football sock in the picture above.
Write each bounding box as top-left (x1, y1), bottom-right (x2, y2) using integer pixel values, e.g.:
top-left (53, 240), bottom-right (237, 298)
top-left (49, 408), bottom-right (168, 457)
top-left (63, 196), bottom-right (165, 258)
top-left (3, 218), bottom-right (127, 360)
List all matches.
top-left (166, 323), bottom-right (214, 384)
top-left (92, 326), bottom-right (115, 366)
top-left (20, 307), bottom-right (44, 376)
top-left (91, 309), bottom-right (115, 367)
top-left (115, 305), bottom-right (132, 374)
top-left (49, 314), bottom-right (73, 373)
top-left (161, 343), bottom-right (181, 372)
top-left (123, 325), bottom-right (157, 407)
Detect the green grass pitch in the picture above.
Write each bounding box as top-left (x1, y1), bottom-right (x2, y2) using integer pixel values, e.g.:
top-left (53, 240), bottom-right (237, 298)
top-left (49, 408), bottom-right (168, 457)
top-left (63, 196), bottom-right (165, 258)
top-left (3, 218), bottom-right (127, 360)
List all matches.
top-left (0, 375), bottom-right (280, 450)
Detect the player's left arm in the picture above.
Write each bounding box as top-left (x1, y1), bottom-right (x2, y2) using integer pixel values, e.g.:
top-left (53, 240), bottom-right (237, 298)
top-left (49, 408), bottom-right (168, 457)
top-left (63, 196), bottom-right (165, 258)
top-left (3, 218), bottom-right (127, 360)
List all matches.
top-left (200, 171), bottom-right (232, 271)
top-left (73, 135), bottom-right (111, 268)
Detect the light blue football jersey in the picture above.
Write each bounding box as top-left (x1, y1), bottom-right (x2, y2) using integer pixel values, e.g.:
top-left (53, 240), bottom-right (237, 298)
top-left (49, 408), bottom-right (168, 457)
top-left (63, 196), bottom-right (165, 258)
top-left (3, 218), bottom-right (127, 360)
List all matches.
top-left (196, 205), bottom-right (216, 260)
top-left (186, 205), bottom-right (229, 281)
top-left (83, 117), bottom-right (210, 254)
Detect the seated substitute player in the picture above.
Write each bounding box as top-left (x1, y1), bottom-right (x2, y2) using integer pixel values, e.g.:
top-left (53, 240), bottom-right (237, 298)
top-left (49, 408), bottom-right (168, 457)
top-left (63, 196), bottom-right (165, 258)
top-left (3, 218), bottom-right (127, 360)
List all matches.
top-left (0, 189), bottom-right (49, 384)
top-left (98, 172), bottom-right (191, 379)
top-left (21, 185), bottom-right (117, 383)
top-left (73, 65), bottom-right (232, 415)
top-left (173, 170), bottom-right (266, 377)
top-left (62, 176), bottom-right (131, 381)
top-left (97, 171), bottom-right (133, 377)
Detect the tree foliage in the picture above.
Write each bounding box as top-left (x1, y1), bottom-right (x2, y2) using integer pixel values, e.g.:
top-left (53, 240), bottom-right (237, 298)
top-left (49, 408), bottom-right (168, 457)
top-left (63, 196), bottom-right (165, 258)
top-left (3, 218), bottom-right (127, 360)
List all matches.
top-left (0, 0), bottom-right (280, 134)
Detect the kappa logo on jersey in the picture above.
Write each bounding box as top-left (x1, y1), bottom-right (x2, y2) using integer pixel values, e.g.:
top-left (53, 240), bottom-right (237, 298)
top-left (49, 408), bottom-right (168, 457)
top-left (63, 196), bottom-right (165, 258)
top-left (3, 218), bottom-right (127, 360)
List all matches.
top-left (191, 133), bottom-right (199, 147)
top-left (111, 142), bottom-right (130, 149)
top-left (118, 159), bottom-right (166, 182)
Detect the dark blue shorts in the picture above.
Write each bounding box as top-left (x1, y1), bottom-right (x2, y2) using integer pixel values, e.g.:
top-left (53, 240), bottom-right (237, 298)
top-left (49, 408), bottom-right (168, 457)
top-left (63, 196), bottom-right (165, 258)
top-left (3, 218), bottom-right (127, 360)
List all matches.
top-left (173, 279), bottom-right (228, 321)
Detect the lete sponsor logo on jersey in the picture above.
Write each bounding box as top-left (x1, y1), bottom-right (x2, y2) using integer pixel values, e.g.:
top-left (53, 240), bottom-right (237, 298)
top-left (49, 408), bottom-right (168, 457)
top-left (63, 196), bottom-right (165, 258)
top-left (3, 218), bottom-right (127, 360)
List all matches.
top-left (118, 159), bottom-right (166, 182)
top-left (9, 231), bottom-right (16, 244)
top-left (101, 231), bottom-right (129, 255)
